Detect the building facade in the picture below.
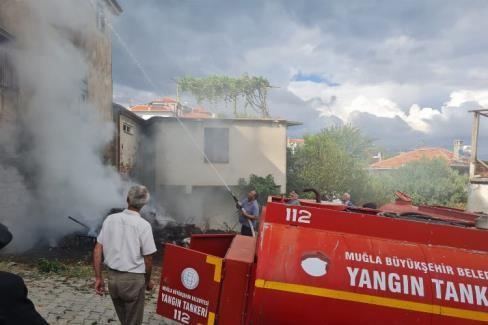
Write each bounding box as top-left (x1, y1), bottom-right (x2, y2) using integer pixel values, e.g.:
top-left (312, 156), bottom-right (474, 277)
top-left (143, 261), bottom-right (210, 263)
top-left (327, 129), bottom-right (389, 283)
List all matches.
top-left (142, 116), bottom-right (296, 228)
top-left (113, 103), bottom-right (145, 179)
top-left (0, 0), bottom-right (122, 162)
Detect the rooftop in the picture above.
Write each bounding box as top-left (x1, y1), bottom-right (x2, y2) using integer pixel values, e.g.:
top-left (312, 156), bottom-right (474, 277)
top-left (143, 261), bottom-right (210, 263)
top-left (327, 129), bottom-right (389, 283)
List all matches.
top-left (129, 97), bottom-right (179, 113)
top-left (287, 138), bottom-right (305, 144)
top-left (146, 116), bottom-right (301, 127)
top-left (183, 106), bottom-right (214, 119)
top-left (370, 147), bottom-right (469, 170)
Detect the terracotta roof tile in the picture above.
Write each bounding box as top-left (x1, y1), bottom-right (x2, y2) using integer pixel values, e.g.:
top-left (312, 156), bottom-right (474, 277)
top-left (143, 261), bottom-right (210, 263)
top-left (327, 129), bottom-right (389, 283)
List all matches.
top-left (182, 106), bottom-right (213, 118)
top-left (130, 104), bottom-right (150, 112)
top-left (152, 97), bottom-right (177, 103)
top-left (370, 148), bottom-right (468, 169)
top-left (288, 138), bottom-right (305, 144)
top-left (130, 104), bottom-right (173, 112)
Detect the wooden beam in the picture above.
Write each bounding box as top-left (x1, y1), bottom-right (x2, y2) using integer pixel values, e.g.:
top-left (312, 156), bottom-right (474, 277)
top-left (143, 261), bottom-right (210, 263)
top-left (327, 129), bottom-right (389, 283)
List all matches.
top-left (478, 159), bottom-right (488, 171)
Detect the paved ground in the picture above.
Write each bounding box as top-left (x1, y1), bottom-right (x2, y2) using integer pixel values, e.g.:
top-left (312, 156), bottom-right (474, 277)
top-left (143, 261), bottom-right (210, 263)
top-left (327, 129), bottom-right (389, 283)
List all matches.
top-left (5, 264), bottom-right (178, 325)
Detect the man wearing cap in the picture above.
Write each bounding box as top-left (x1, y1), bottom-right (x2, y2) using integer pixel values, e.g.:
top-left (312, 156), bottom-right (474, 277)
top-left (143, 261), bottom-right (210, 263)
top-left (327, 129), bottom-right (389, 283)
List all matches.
top-left (93, 185), bottom-right (157, 325)
top-left (0, 223), bottom-right (48, 324)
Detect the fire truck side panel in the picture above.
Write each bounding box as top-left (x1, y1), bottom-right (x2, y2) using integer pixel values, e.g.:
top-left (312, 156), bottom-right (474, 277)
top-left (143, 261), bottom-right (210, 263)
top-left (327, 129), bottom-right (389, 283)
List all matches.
top-left (263, 203), bottom-right (487, 252)
top-left (250, 221), bottom-right (488, 324)
top-left (157, 244), bottom-right (222, 325)
top-left (218, 235), bottom-right (256, 324)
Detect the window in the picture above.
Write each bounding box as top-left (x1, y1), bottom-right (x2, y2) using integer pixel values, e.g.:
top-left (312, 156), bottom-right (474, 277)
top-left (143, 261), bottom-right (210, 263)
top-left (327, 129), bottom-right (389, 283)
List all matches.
top-left (123, 123), bottom-right (133, 135)
top-left (204, 128), bottom-right (229, 163)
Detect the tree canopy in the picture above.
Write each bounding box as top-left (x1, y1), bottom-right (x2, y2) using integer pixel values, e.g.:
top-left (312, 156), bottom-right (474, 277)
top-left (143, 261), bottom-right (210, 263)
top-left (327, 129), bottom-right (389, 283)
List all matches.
top-left (237, 174), bottom-right (280, 207)
top-left (287, 125), bottom-right (374, 202)
top-left (378, 157), bottom-right (468, 207)
top-left (286, 125), bottom-right (468, 208)
top-left (178, 74), bottom-right (272, 117)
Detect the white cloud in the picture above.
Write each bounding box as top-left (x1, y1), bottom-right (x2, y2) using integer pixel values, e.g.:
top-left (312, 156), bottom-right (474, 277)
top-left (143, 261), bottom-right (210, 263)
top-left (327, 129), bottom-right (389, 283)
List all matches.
top-left (288, 81), bottom-right (488, 134)
top-left (113, 0), bottom-right (488, 150)
top-left (444, 90), bottom-right (488, 108)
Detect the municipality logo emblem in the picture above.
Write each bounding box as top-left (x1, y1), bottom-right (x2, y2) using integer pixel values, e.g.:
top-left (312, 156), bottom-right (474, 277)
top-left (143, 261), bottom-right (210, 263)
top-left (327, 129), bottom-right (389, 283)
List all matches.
top-left (181, 267), bottom-right (199, 290)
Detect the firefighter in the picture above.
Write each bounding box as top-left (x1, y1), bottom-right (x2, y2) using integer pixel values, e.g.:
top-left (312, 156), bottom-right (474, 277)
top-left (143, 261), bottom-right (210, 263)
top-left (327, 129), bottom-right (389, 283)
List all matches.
top-left (238, 190), bottom-right (259, 236)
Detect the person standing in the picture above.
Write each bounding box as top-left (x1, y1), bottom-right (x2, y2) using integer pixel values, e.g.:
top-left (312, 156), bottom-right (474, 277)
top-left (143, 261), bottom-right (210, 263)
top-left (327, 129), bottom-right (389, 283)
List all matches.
top-left (0, 223), bottom-right (48, 325)
top-left (238, 190), bottom-right (259, 237)
top-left (341, 192), bottom-right (354, 208)
top-left (93, 185), bottom-right (157, 325)
top-left (286, 190), bottom-right (301, 206)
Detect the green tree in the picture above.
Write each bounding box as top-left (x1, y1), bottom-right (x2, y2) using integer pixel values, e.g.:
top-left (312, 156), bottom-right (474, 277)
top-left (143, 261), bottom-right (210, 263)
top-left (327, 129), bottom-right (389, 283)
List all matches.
top-left (179, 74), bottom-right (272, 117)
top-left (323, 125), bottom-right (374, 160)
top-left (381, 157), bottom-right (468, 207)
top-left (287, 126), bottom-right (373, 203)
top-left (286, 126), bottom-right (469, 208)
top-left (237, 174), bottom-right (280, 207)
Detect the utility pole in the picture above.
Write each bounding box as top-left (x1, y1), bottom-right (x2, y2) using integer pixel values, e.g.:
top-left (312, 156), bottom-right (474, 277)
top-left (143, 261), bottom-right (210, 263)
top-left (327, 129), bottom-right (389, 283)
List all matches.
top-left (176, 81), bottom-right (181, 116)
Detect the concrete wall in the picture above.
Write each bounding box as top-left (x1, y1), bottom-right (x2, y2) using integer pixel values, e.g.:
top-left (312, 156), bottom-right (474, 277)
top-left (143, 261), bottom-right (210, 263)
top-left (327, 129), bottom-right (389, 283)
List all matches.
top-left (150, 119), bottom-right (288, 190)
top-left (467, 183), bottom-right (488, 214)
top-left (145, 118), bottom-right (287, 228)
top-left (118, 113), bottom-right (143, 179)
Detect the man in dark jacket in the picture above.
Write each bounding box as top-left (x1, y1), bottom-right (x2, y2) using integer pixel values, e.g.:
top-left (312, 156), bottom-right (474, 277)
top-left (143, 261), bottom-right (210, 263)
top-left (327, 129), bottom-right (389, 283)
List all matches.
top-left (0, 223), bottom-right (48, 325)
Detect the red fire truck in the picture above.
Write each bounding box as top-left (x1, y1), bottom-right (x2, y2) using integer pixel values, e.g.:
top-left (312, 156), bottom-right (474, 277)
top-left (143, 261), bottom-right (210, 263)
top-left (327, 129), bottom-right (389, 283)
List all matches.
top-left (156, 193), bottom-right (488, 324)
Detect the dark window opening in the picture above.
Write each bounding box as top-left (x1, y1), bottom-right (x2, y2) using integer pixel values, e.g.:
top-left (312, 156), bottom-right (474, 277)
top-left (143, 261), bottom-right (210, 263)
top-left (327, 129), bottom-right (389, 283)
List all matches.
top-left (123, 123), bottom-right (133, 135)
top-left (204, 128), bottom-right (229, 163)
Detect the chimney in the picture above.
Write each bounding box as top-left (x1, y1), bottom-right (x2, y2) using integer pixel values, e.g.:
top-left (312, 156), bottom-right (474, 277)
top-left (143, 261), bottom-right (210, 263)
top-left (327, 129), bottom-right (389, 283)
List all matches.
top-left (453, 139), bottom-right (463, 160)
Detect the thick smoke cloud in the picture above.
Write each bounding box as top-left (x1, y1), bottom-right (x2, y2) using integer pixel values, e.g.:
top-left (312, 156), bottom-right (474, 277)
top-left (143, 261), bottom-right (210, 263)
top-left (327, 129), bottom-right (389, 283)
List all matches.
top-left (0, 0), bottom-right (125, 251)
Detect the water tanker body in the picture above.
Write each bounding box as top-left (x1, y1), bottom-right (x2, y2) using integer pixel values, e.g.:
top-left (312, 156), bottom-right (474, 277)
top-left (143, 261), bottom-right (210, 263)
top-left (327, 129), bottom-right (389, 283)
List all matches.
top-left (157, 196), bottom-right (488, 324)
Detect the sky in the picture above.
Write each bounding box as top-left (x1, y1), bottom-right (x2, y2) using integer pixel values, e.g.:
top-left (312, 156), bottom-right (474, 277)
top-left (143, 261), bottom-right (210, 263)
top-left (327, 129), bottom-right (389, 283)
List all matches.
top-left (111, 0), bottom-right (488, 155)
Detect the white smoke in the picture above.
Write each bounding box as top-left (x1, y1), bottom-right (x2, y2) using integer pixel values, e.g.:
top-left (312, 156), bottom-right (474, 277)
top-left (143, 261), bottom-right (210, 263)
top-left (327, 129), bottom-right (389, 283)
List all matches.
top-left (0, 0), bottom-right (126, 251)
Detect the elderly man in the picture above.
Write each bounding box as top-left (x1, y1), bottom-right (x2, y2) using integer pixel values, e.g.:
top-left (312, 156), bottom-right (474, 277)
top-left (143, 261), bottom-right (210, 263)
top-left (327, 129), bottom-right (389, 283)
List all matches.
top-left (0, 223), bottom-right (48, 324)
top-left (238, 190), bottom-right (259, 237)
top-left (93, 185), bottom-right (157, 325)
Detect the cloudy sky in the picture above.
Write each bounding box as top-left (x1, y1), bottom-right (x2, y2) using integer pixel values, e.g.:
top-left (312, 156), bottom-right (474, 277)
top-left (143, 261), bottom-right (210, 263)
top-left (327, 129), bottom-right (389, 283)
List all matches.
top-left (112, 0), bottom-right (488, 154)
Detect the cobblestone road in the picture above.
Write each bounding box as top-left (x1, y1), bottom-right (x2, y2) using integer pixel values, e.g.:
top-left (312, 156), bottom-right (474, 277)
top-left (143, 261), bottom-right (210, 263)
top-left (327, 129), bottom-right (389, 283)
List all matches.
top-left (8, 266), bottom-right (177, 325)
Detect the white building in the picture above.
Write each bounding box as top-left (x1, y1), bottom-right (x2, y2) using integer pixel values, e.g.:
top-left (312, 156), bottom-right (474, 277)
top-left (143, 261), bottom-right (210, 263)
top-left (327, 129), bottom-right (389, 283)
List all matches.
top-left (143, 116), bottom-right (299, 228)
